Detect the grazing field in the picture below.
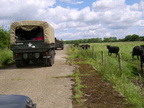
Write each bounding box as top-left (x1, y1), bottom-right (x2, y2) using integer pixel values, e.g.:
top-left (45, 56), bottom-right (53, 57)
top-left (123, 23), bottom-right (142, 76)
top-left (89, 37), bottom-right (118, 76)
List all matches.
top-left (91, 41), bottom-right (143, 67)
top-left (68, 41), bottom-right (144, 108)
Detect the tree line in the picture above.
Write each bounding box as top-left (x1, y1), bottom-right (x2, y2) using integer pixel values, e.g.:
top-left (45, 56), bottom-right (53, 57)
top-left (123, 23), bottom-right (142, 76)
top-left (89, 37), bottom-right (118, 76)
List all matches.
top-left (0, 27), bottom-right (144, 48)
top-left (64, 34), bottom-right (144, 44)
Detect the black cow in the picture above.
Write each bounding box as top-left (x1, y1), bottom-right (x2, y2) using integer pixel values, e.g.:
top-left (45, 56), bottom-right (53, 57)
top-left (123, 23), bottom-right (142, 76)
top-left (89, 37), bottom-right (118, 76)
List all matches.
top-left (140, 45), bottom-right (144, 48)
top-left (107, 45), bottom-right (119, 57)
top-left (132, 46), bottom-right (143, 60)
top-left (139, 49), bottom-right (144, 74)
top-left (73, 43), bottom-right (79, 47)
top-left (80, 45), bottom-right (90, 49)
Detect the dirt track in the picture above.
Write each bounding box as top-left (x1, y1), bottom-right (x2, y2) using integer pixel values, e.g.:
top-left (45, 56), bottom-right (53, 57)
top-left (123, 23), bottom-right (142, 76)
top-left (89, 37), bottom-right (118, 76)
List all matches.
top-left (0, 45), bottom-right (74, 108)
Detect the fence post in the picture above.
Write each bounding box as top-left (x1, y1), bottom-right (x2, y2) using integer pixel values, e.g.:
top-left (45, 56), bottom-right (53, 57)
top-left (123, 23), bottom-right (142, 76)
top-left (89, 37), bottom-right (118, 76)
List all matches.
top-left (102, 51), bottom-right (104, 65)
top-left (118, 53), bottom-right (122, 71)
top-left (92, 46), bottom-right (95, 58)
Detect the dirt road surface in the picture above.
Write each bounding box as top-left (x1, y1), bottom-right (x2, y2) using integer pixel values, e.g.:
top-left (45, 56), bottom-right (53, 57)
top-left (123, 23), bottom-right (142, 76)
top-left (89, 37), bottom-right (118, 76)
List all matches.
top-left (0, 45), bottom-right (74, 108)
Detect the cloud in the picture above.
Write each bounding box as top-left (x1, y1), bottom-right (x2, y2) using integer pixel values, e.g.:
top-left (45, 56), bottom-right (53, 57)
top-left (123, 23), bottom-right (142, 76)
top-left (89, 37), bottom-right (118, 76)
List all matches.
top-left (92, 0), bottom-right (125, 11)
top-left (130, 1), bottom-right (144, 10)
top-left (46, 0), bottom-right (144, 39)
top-left (0, 0), bottom-right (144, 40)
top-left (91, 0), bottom-right (143, 30)
top-left (0, 0), bottom-right (56, 23)
top-left (59, 0), bottom-right (83, 4)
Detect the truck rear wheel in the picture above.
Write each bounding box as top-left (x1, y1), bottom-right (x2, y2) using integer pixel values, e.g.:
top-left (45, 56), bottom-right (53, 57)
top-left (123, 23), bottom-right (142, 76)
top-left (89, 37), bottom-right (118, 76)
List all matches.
top-left (44, 50), bottom-right (54, 66)
top-left (44, 58), bottom-right (53, 66)
top-left (48, 57), bottom-right (53, 66)
top-left (44, 58), bottom-right (48, 66)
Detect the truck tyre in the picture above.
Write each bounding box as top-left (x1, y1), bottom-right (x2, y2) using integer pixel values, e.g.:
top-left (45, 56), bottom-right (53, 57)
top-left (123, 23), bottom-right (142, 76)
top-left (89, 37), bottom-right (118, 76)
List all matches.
top-left (15, 60), bottom-right (25, 68)
top-left (51, 50), bottom-right (55, 64)
top-left (48, 57), bottom-right (53, 66)
top-left (44, 50), bottom-right (54, 66)
top-left (44, 57), bottom-right (53, 66)
top-left (48, 50), bottom-right (54, 66)
top-left (44, 58), bottom-right (49, 66)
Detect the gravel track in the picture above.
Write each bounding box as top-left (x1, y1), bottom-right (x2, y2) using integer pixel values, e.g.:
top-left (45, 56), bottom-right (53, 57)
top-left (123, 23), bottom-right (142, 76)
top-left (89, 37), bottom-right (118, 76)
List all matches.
top-left (0, 45), bottom-right (74, 108)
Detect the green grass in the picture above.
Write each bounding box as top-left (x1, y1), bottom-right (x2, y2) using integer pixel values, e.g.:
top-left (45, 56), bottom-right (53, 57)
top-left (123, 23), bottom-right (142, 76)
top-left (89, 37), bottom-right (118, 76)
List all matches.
top-left (70, 68), bottom-right (84, 105)
top-left (0, 48), bottom-right (13, 67)
top-left (68, 41), bottom-right (144, 108)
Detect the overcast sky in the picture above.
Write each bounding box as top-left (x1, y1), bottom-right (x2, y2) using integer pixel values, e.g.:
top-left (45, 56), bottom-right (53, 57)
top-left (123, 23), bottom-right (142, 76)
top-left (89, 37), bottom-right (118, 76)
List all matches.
top-left (0, 0), bottom-right (144, 40)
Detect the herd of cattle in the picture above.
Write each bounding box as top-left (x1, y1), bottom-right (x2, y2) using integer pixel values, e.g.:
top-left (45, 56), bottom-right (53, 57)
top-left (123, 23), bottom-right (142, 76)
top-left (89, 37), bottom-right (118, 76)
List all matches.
top-left (73, 44), bottom-right (90, 49)
top-left (73, 44), bottom-right (144, 73)
top-left (106, 45), bottom-right (144, 73)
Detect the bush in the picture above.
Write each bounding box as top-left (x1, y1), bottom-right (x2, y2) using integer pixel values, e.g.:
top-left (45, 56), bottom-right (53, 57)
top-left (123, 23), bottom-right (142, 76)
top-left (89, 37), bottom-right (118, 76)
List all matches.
top-left (0, 49), bottom-right (13, 67)
top-left (0, 27), bottom-right (10, 48)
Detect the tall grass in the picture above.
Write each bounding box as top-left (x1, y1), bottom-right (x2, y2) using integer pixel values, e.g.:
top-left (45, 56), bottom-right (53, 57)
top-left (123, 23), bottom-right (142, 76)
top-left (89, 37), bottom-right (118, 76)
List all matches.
top-left (71, 68), bottom-right (84, 104)
top-left (0, 48), bottom-right (13, 67)
top-left (68, 42), bottom-right (144, 108)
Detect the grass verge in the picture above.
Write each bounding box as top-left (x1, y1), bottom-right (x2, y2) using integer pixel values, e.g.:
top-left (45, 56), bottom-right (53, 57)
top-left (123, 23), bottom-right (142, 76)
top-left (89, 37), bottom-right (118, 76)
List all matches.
top-left (68, 43), bottom-right (144, 108)
top-left (70, 68), bottom-right (84, 105)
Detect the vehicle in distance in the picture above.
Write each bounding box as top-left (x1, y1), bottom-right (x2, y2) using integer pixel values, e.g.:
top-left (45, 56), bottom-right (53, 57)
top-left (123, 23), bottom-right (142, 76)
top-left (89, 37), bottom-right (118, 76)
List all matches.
top-left (55, 38), bottom-right (64, 50)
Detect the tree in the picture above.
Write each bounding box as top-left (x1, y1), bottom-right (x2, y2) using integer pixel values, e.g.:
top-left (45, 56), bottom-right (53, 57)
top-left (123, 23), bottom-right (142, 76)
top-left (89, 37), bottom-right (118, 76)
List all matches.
top-left (124, 34), bottom-right (139, 41)
top-left (139, 36), bottom-right (144, 41)
top-left (0, 28), bottom-right (10, 48)
top-left (103, 37), bottom-right (111, 42)
top-left (109, 37), bottom-right (117, 42)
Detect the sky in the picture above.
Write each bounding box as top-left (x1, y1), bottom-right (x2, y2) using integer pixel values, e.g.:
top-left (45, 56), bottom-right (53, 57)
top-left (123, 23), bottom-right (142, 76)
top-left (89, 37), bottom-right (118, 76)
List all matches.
top-left (0, 0), bottom-right (144, 40)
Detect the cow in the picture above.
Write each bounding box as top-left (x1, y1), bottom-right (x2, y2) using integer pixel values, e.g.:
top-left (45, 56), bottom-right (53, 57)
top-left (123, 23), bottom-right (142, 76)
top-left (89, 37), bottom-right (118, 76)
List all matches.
top-left (132, 46), bottom-right (143, 60)
top-left (80, 44), bottom-right (90, 49)
top-left (140, 45), bottom-right (144, 48)
top-left (139, 49), bottom-right (144, 74)
top-left (73, 43), bottom-right (79, 47)
top-left (107, 45), bottom-right (119, 57)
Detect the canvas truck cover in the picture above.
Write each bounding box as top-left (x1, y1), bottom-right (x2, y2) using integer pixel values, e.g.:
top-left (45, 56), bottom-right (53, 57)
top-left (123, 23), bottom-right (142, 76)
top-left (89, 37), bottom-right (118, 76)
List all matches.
top-left (10, 20), bottom-right (55, 44)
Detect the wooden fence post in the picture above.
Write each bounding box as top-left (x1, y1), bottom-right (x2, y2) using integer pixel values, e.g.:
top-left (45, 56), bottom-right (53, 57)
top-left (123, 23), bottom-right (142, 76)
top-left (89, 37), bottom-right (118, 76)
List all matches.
top-left (102, 51), bottom-right (104, 65)
top-left (92, 46), bottom-right (95, 58)
top-left (118, 53), bottom-right (122, 71)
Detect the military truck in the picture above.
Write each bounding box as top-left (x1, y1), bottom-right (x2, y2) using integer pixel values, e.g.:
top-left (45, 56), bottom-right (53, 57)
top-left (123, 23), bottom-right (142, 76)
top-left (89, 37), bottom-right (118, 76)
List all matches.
top-left (10, 20), bottom-right (55, 67)
top-left (55, 38), bottom-right (64, 50)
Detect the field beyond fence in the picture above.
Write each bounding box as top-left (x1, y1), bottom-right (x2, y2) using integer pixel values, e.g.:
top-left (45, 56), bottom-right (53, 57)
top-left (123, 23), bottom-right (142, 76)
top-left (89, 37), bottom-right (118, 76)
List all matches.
top-left (68, 41), bottom-right (144, 108)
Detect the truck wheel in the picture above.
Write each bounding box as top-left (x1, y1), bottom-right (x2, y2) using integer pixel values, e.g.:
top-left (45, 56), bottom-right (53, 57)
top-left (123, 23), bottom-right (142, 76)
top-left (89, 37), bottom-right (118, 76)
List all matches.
top-left (48, 57), bottom-right (53, 66)
top-left (44, 50), bottom-right (54, 66)
top-left (44, 58), bottom-right (53, 66)
top-left (44, 58), bottom-right (48, 66)
top-left (15, 60), bottom-right (25, 68)
top-left (51, 50), bottom-right (55, 64)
